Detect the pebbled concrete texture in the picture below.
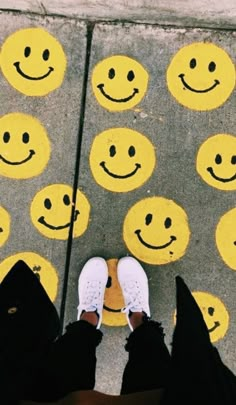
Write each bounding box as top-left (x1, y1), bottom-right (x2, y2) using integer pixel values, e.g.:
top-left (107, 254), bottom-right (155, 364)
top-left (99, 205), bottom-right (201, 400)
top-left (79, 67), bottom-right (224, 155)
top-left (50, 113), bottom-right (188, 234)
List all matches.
top-left (66, 23), bottom-right (236, 393)
top-left (0, 8), bottom-right (235, 397)
top-left (0, 11), bottom-right (87, 309)
top-left (1, 0), bottom-right (236, 29)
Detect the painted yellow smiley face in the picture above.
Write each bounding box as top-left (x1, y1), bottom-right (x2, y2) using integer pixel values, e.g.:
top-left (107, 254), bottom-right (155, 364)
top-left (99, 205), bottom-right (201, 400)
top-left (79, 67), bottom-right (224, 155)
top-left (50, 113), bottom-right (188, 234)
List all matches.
top-left (1, 28), bottom-right (67, 96)
top-left (196, 134), bottom-right (236, 191)
top-left (173, 291), bottom-right (229, 343)
top-left (89, 128), bottom-right (156, 192)
top-left (0, 206), bottom-right (10, 248)
top-left (102, 258), bottom-right (127, 327)
top-left (123, 197), bottom-right (190, 265)
top-left (167, 42), bottom-right (235, 111)
top-left (216, 207), bottom-right (236, 271)
top-left (192, 292), bottom-right (229, 342)
top-left (0, 113), bottom-right (50, 179)
top-left (0, 252), bottom-right (59, 302)
top-left (30, 184), bottom-right (90, 240)
top-left (92, 55), bottom-right (149, 111)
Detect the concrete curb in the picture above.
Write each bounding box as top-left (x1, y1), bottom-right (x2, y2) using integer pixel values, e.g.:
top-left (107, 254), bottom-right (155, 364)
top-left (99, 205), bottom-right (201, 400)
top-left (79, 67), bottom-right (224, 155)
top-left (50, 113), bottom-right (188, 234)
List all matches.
top-left (0, 0), bottom-right (236, 29)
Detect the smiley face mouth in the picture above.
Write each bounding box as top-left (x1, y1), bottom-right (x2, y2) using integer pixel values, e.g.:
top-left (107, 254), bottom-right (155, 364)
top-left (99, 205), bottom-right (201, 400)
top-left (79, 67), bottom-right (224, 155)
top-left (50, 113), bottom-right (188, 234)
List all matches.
top-left (208, 321), bottom-right (220, 333)
top-left (13, 61), bottom-right (54, 81)
top-left (207, 167), bottom-right (236, 183)
top-left (178, 74), bottom-right (220, 93)
top-left (97, 83), bottom-right (139, 103)
top-left (103, 305), bottom-right (122, 313)
top-left (100, 161), bottom-right (141, 179)
top-left (38, 209), bottom-right (79, 230)
top-left (0, 149), bottom-right (35, 165)
top-left (135, 229), bottom-right (177, 250)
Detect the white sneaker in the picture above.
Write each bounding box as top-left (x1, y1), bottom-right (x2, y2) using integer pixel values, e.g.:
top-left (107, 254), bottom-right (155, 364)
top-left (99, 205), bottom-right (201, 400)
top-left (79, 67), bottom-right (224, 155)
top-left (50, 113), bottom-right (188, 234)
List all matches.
top-left (117, 256), bottom-right (151, 331)
top-left (77, 257), bottom-right (108, 329)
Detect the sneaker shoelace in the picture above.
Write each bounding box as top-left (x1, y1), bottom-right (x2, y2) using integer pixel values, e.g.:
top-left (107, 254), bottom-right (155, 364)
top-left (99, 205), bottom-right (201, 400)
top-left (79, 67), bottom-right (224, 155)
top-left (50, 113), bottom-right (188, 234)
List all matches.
top-left (121, 280), bottom-right (145, 314)
top-left (80, 280), bottom-right (104, 312)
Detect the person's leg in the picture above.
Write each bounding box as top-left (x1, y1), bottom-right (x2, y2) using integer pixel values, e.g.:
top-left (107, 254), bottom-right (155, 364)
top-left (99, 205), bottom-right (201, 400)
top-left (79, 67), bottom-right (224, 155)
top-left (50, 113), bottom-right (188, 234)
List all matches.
top-left (117, 257), bottom-right (171, 394)
top-left (27, 257), bottom-right (108, 402)
top-left (121, 314), bottom-right (171, 394)
top-left (29, 319), bottom-right (103, 401)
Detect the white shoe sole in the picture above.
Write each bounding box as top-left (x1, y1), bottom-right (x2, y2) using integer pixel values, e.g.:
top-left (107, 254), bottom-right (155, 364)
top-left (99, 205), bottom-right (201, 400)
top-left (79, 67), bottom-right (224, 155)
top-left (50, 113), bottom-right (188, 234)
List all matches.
top-left (78, 257), bottom-right (108, 328)
top-left (117, 257), bottom-right (150, 330)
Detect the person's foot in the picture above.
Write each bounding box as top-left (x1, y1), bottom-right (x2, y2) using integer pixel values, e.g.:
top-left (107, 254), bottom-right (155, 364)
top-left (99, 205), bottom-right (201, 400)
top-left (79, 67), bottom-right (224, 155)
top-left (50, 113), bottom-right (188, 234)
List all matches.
top-left (117, 256), bottom-right (151, 331)
top-left (77, 257), bottom-right (108, 329)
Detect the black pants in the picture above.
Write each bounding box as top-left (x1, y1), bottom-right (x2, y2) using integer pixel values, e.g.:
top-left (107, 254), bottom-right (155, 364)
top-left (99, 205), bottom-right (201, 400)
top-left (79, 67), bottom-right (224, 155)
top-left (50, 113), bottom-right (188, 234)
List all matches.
top-left (25, 318), bottom-right (171, 402)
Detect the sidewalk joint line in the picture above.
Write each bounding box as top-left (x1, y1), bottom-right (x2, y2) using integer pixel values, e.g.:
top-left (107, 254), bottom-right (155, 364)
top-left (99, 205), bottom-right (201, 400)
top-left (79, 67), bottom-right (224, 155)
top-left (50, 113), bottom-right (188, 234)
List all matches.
top-left (0, 9), bottom-right (236, 32)
top-left (59, 22), bottom-right (95, 334)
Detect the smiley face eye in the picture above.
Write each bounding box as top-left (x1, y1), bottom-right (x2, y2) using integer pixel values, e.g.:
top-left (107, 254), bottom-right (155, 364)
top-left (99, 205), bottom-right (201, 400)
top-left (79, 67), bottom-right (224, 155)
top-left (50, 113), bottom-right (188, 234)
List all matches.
top-left (108, 68), bottom-right (115, 79)
top-left (44, 198), bottom-right (52, 209)
top-left (145, 213), bottom-right (153, 225)
top-left (208, 61), bottom-right (216, 72)
top-left (128, 145), bottom-right (136, 157)
top-left (109, 145), bottom-right (116, 157)
top-left (231, 155), bottom-right (236, 164)
top-left (189, 58), bottom-right (197, 69)
top-left (127, 70), bottom-right (135, 81)
top-left (24, 46), bottom-right (31, 58)
top-left (3, 131), bottom-right (10, 143)
top-left (106, 276), bottom-right (112, 288)
top-left (63, 194), bottom-right (70, 206)
top-left (42, 49), bottom-right (50, 61)
top-left (164, 217), bottom-right (172, 229)
top-left (22, 132), bottom-right (29, 144)
top-left (208, 306), bottom-right (215, 316)
top-left (215, 154), bottom-right (222, 164)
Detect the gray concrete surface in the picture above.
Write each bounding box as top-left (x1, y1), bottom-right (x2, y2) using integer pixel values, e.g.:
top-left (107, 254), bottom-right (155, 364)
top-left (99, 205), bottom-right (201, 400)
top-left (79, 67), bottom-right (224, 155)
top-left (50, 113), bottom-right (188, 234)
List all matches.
top-left (66, 23), bottom-right (236, 393)
top-left (0, 11), bottom-right (86, 309)
top-left (1, 0), bottom-right (236, 29)
top-left (0, 6), bottom-right (235, 397)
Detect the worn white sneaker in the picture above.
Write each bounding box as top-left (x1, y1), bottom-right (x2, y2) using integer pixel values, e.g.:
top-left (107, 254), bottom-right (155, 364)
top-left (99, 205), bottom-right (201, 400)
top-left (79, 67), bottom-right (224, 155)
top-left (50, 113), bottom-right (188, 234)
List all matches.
top-left (117, 256), bottom-right (151, 331)
top-left (77, 257), bottom-right (108, 329)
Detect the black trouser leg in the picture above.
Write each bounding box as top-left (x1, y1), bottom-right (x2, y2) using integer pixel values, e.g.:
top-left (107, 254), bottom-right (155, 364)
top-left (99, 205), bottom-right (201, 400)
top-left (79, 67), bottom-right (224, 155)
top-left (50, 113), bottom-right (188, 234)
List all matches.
top-left (120, 320), bottom-right (171, 394)
top-left (27, 320), bottom-right (103, 402)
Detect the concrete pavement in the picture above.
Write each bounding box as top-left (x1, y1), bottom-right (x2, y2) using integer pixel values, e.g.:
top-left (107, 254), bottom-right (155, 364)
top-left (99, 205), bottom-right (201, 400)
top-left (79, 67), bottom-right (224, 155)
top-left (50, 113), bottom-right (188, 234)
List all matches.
top-left (0, 7), bottom-right (235, 395)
